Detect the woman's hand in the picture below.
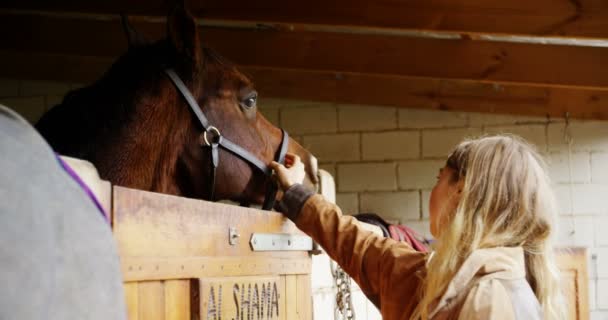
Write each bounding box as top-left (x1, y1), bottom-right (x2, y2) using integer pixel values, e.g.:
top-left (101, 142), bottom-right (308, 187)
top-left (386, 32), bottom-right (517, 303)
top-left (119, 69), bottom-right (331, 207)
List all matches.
top-left (269, 153), bottom-right (306, 191)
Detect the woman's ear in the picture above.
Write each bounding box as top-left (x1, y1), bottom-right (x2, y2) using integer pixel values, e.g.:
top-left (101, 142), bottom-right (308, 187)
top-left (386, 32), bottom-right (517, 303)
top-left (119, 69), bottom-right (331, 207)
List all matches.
top-left (456, 179), bottom-right (465, 194)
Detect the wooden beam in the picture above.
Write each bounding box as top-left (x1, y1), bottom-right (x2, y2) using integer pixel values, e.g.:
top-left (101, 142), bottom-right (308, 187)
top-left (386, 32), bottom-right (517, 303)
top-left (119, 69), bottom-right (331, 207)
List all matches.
top-left (2, 0), bottom-right (608, 39)
top-left (1, 14), bottom-right (607, 88)
top-left (1, 51), bottom-right (607, 120)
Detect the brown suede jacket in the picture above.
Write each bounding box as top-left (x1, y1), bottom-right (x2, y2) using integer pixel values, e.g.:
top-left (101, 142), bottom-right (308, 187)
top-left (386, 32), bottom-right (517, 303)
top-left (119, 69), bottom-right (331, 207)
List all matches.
top-left (277, 185), bottom-right (542, 320)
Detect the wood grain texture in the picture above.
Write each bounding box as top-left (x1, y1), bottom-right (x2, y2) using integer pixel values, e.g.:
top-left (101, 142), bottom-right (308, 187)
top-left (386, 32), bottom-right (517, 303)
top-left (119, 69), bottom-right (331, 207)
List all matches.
top-left (124, 282), bottom-right (139, 320)
top-left (164, 280), bottom-right (190, 320)
top-left (138, 281), bottom-right (164, 320)
top-left (1, 13), bottom-right (607, 88)
top-left (2, 51), bottom-right (608, 120)
top-left (112, 186), bottom-right (306, 258)
top-left (556, 247), bottom-right (589, 320)
top-left (2, 0), bottom-right (607, 38)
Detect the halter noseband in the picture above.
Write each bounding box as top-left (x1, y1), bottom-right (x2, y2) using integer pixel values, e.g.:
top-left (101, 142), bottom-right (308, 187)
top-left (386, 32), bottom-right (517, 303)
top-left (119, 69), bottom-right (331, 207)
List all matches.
top-left (164, 68), bottom-right (289, 210)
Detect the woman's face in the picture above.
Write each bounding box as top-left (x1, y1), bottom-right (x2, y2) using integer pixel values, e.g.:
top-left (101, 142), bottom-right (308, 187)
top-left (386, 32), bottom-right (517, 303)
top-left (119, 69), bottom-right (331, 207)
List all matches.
top-left (429, 165), bottom-right (462, 238)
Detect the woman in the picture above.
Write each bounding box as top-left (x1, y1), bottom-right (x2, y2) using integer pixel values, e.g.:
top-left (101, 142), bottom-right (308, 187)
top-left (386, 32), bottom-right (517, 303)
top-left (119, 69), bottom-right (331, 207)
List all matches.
top-left (270, 135), bottom-right (565, 319)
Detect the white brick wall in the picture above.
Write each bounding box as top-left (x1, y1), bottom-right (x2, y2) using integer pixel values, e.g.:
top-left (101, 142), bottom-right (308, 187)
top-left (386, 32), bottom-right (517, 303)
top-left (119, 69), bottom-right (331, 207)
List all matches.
top-left (3, 78), bottom-right (608, 316)
top-left (303, 134), bottom-right (360, 162)
top-left (338, 104), bottom-right (397, 132)
top-left (360, 191), bottom-right (420, 221)
top-left (0, 78), bottom-right (76, 124)
top-left (398, 160), bottom-right (445, 189)
top-left (399, 108), bottom-right (467, 129)
top-left (281, 106), bottom-right (337, 134)
top-left (362, 131), bottom-right (419, 160)
top-left (422, 128), bottom-right (482, 158)
top-left (338, 163), bottom-right (397, 192)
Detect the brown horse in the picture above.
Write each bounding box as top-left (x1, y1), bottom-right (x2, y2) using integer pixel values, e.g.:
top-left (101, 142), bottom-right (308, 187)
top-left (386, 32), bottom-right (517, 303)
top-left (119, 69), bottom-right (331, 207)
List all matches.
top-left (35, 6), bottom-right (318, 206)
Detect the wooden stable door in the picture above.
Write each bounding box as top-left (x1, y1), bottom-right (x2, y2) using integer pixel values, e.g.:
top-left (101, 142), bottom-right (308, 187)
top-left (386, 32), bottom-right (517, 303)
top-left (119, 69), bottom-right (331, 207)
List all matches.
top-left (112, 186), bottom-right (313, 320)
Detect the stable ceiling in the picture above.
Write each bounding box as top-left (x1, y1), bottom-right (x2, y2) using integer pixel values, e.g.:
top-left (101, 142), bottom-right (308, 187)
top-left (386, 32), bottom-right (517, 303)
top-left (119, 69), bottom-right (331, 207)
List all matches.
top-left (1, 0), bottom-right (607, 119)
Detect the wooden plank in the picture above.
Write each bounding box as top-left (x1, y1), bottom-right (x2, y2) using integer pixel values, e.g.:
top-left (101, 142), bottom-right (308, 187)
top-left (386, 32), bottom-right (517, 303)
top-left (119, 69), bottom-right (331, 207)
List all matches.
top-left (285, 275), bottom-right (297, 320)
top-left (0, 51), bottom-right (111, 83)
top-left (199, 276), bottom-right (284, 320)
top-left (124, 282), bottom-right (139, 320)
top-left (112, 186), bottom-right (308, 258)
top-left (296, 275), bottom-right (312, 320)
top-left (138, 281), bottom-right (165, 320)
top-left (1, 50), bottom-right (608, 120)
top-left (556, 248), bottom-right (589, 320)
top-left (164, 280), bottom-right (190, 320)
top-left (246, 67), bottom-right (608, 121)
top-left (2, 0), bottom-right (608, 38)
top-left (1, 14), bottom-right (607, 88)
top-left (121, 256), bottom-right (311, 282)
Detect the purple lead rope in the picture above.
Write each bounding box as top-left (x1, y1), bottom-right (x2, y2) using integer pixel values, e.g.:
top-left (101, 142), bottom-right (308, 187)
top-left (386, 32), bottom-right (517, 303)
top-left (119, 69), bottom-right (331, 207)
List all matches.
top-left (55, 155), bottom-right (110, 224)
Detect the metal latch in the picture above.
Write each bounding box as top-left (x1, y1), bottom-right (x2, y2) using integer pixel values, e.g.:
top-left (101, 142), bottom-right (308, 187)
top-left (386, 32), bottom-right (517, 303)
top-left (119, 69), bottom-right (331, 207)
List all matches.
top-left (229, 227), bottom-right (240, 246)
top-left (250, 233), bottom-right (313, 251)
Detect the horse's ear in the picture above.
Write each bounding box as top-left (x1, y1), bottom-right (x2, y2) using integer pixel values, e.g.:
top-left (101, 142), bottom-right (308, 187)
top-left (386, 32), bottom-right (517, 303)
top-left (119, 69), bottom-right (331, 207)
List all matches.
top-left (167, 3), bottom-right (202, 71)
top-left (121, 14), bottom-right (147, 48)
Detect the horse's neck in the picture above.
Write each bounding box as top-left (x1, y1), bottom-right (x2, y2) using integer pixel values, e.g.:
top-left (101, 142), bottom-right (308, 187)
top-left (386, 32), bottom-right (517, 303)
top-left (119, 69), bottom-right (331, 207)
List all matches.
top-left (95, 106), bottom-right (191, 196)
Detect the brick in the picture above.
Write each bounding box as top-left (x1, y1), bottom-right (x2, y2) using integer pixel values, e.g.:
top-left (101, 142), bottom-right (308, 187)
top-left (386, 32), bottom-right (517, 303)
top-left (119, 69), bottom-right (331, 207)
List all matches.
top-left (0, 97), bottom-right (46, 123)
top-left (281, 106), bottom-right (337, 134)
top-left (70, 82), bottom-right (88, 90)
top-left (422, 128), bottom-right (482, 158)
top-left (590, 278), bottom-right (597, 311)
top-left (318, 163), bottom-right (336, 179)
top-left (310, 254), bottom-right (334, 289)
top-left (548, 121), bottom-right (608, 152)
top-left (336, 193), bottom-right (359, 215)
top-left (596, 248), bottom-right (608, 278)
top-left (551, 184), bottom-right (608, 215)
top-left (469, 112), bottom-right (547, 127)
top-left (399, 108), bottom-right (467, 129)
top-left (45, 95), bottom-right (65, 111)
top-left (421, 190), bottom-right (431, 219)
top-left (571, 184), bottom-right (608, 214)
top-left (276, 99), bottom-right (331, 109)
top-left (599, 280), bottom-right (608, 309)
top-left (484, 125), bottom-right (547, 151)
top-left (360, 191), bottom-right (419, 221)
top-left (547, 152), bottom-right (591, 184)
top-left (303, 134), bottom-right (360, 162)
top-left (592, 153), bottom-right (608, 183)
top-left (398, 160), bottom-right (444, 189)
top-left (596, 216), bottom-right (608, 247)
top-left (552, 185), bottom-right (572, 215)
top-left (591, 311), bottom-right (608, 320)
top-left (351, 290), bottom-right (370, 319)
top-left (362, 131), bottom-right (419, 160)
top-left (557, 216), bottom-right (594, 248)
top-left (20, 80), bottom-right (70, 96)
top-left (366, 302), bottom-right (382, 320)
top-left (338, 163), bottom-right (397, 192)
top-left (338, 104), bottom-right (397, 132)
top-left (0, 78), bottom-right (20, 97)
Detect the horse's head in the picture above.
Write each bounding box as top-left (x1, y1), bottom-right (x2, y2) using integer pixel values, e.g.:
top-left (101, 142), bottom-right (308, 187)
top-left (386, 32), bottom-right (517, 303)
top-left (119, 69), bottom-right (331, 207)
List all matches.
top-left (111, 6), bottom-right (318, 204)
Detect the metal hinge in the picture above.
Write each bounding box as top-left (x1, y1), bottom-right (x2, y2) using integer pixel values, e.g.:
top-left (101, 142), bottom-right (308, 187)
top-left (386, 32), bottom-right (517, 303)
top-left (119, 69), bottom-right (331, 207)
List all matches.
top-left (250, 233), bottom-right (313, 251)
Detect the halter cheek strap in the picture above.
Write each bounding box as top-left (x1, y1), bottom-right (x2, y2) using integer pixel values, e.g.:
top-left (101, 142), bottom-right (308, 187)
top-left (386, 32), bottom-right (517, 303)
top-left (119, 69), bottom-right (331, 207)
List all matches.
top-left (164, 68), bottom-right (288, 210)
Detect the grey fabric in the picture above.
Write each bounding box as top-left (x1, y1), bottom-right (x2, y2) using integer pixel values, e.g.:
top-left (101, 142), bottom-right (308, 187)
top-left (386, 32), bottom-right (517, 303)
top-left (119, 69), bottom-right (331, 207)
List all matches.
top-left (0, 105), bottom-right (126, 320)
top-left (275, 183), bottom-right (315, 221)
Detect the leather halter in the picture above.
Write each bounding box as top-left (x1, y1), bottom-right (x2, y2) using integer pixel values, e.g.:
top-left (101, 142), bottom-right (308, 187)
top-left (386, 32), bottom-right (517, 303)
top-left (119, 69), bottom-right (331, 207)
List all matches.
top-left (164, 68), bottom-right (289, 210)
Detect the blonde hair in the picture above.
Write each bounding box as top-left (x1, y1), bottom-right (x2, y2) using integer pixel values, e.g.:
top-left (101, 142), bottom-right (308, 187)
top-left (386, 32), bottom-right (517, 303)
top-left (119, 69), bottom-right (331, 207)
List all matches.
top-left (413, 135), bottom-right (565, 319)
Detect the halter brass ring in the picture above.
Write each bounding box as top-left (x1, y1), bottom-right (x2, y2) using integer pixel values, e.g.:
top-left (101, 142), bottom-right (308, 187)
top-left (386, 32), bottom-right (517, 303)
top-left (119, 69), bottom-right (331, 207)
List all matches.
top-left (202, 126), bottom-right (221, 146)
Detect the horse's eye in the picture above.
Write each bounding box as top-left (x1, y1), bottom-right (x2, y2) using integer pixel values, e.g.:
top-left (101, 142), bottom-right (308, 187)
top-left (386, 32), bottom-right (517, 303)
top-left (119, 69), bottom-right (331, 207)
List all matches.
top-left (242, 94), bottom-right (257, 109)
